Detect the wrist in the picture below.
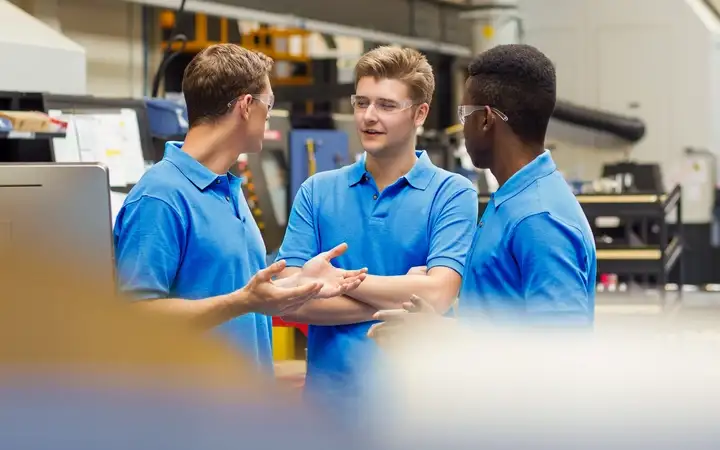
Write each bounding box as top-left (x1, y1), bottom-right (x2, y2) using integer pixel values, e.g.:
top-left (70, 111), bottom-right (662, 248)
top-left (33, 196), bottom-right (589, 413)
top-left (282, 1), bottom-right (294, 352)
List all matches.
top-left (227, 289), bottom-right (255, 315)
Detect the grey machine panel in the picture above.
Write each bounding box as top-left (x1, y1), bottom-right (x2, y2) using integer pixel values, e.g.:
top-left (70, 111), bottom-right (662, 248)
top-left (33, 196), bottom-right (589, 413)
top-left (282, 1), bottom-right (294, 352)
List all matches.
top-left (0, 163), bottom-right (116, 297)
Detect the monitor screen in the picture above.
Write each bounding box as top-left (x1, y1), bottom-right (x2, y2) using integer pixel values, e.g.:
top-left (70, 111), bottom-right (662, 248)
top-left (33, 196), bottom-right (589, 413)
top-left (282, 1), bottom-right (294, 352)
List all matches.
top-left (0, 163), bottom-right (116, 297)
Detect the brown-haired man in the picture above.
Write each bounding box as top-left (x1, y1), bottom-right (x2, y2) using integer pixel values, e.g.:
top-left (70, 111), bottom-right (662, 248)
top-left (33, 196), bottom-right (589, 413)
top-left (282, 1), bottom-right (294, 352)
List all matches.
top-left (113, 44), bottom-right (366, 373)
top-left (274, 46), bottom-right (478, 416)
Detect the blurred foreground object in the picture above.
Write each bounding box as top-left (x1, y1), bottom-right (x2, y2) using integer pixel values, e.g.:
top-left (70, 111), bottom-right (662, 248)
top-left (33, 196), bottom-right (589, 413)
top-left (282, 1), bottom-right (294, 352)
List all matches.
top-left (0, 251), bottom-right (363, 450)
top-left (368, 320), bottom-right (720, 450)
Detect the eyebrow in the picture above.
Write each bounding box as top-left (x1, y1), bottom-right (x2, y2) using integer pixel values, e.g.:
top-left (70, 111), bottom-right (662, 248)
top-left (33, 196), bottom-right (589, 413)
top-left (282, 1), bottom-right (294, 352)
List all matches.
top-left (356, 95), bottom-right (400, 103)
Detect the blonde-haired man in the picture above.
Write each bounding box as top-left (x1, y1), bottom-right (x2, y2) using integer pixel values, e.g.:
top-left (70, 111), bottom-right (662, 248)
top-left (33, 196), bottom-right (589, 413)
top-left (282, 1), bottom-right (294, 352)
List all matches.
top-left (114, 44), bottom-right (366, 373)
top-left (275, 46), bottom-right (478, 414)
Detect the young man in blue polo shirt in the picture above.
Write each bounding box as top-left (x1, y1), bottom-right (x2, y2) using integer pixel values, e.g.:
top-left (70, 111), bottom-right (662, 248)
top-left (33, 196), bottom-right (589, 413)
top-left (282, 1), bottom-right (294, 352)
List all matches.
top-left (113, 44), bottom-right (366, 372)
top-left (274, 46), bottom-right (478, 409)
top-left (370, 44), bottom-right (595, 334)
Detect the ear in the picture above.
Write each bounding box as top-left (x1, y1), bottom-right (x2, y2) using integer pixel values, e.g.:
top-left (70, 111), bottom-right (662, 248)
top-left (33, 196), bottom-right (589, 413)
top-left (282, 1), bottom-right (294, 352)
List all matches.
top-left (233, 94), bottom-right (253, 121)
top-left (482, 105), bottom-right (495, 132)
top-left (413, 103), bottom-right (430, 128)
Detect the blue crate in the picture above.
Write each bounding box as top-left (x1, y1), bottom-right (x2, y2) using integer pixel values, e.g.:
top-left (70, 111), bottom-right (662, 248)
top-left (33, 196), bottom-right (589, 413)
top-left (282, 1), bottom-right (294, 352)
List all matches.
top-left (144, 98), bottom-right (188, 137)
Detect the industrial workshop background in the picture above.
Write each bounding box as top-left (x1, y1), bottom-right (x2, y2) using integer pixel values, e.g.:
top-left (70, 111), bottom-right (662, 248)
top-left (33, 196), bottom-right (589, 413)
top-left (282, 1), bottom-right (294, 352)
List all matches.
top-left (5, 0), bottom-right (720, 357)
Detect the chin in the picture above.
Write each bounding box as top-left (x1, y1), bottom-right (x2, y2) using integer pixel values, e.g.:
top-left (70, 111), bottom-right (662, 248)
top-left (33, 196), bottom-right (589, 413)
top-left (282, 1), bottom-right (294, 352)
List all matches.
top-left (470, 154), bottom-right (491, 170)
top-left (244, 139), bottom-right (264, 154)
top-left (361, 140), bottom-right (388, 156)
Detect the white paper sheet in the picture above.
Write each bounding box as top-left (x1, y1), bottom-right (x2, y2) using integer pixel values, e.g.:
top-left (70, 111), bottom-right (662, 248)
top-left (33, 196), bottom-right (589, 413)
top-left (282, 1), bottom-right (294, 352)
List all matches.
top-left (47, 109), bottom-right (82, 163)
top-left (45, 110), bottom-right (147, 187)
top-left (118, 109), bottom-right (148, 184)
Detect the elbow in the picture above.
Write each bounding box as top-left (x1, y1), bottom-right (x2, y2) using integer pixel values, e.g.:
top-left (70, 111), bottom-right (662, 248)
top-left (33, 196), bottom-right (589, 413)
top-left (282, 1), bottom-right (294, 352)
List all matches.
top-left (279, 311), bottom-right (306, 324)
top-left (432, 296), bottom-right (457, 315)
top-left (426, 286), bottom-right (460, 315)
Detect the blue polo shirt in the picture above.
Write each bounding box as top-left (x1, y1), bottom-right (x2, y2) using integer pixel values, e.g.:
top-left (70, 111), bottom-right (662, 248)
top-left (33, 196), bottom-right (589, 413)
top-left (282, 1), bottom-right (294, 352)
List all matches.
top-left (277, 151), bottom-right (478, 400)
top-left (113, 142), bottom-right (273, 370)
top-left (458, 151), bottom-right (596, 327)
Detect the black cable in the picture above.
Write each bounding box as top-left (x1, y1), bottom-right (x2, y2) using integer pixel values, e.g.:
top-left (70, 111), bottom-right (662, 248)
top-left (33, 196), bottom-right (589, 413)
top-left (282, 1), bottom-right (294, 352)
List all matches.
top-left (151, 0), bottom-right (188, 98)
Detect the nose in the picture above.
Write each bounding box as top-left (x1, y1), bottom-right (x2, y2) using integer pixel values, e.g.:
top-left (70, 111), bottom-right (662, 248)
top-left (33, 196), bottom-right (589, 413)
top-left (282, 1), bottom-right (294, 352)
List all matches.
top-left (362, 103), bottom-right (379, 122)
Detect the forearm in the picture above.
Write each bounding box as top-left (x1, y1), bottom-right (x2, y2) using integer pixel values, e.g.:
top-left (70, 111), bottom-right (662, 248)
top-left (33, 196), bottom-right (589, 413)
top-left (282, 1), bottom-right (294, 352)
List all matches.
top-left (282, 295), bottom-right (376, 325)
top-left (348, 274), bottom-right (455, 312)
top-left (130, 292), bottom-right (250, 331)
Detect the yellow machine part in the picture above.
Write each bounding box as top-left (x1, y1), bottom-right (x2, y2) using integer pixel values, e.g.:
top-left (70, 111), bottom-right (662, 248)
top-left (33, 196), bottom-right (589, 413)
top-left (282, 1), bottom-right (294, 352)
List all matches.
top-left (306, 138), bottom-right (317, 176)
top-left (159, 13), bottom-right (313, 85)
top-left (272, 326), bottom-right (296, 361)
top-left (445, 123), bottom-right (463, 135)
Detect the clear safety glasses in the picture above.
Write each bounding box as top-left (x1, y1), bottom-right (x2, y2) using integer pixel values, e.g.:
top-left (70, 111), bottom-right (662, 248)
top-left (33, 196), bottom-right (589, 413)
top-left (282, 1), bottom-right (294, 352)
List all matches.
top-left (227, 93), bottom-right (275, 112)
top-left (351, 95), bottom-right (416, 114)
top-left (457, 105), bottom-right (509, 125)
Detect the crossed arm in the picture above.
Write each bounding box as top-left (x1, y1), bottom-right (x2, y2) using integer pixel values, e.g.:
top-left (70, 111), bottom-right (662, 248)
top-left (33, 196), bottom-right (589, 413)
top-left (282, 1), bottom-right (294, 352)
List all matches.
top-left (275, 180), bottom-right (478, 326)
top-left (278, 266), bottom-right (461, 325)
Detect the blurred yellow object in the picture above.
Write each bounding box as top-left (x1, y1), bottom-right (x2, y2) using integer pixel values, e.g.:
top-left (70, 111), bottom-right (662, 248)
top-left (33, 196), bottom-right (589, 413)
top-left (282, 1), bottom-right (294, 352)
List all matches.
top-left (482, 25), bottom-right (495, 39)
top-left (0, 246), bottom-right (269, 396)
top-left (272, 326), bottom-right (296, 361)
top-left (159, 10), bottom-right (175, 29)
top-left (306, 138), bottom-right (317, 176)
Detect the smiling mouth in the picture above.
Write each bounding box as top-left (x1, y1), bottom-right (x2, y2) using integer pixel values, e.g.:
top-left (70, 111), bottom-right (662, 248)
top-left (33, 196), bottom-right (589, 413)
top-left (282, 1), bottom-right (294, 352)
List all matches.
top-left (363, 130), bottom-right (385, 136)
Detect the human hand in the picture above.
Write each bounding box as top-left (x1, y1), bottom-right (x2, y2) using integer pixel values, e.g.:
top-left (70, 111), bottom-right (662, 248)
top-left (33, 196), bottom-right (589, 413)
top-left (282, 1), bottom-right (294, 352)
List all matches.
top-left (366, 295), bottom-right (441, 346)
top-left (300, 243), bottom-right (368, 298)
top-left (407, 266), bottom-right (428, 275)
top-left (241, 260), bottom-right (322, 316)
top-left (401, 294), bottom-right (437, 314)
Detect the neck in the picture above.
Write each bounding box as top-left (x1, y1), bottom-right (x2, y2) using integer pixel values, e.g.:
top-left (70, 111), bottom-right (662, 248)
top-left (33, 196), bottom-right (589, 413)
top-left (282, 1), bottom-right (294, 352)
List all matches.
top-left (182, 125), bottom-right (241, 174)
top-left (491, 142), bottom-right (545, 186)
top-left (365, 144), bottom-right (418, 190)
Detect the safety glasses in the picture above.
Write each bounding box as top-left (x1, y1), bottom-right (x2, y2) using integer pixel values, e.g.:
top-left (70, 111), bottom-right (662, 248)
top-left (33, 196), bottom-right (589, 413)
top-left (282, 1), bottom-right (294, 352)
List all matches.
top-left (351, 95), bottom-right (415, 114)
top-left (457, 105), bottom-right (508, 125)
top-left (227, 93), bottom-right (275, 112)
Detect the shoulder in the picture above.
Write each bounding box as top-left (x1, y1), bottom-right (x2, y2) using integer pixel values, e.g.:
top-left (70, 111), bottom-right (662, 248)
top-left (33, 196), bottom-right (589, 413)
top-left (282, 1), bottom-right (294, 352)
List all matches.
top-left (310, 165), bottom-right (353, 184)
top-left (428, 168), bottom-right (477, 200)
top-left (502, 172), bottom-right (576, 219)
top-left (116, 194), bottom-right (186, 234)
top-left (511, 211), bottom-right (588, 256)
top-left (427, 171), bottom-right (478, 220)
top-left (117, 163), bottom-right (189, 230)
top-left (301, 165), bottom-right (354, 193)
top-left (123, 161), bottom-right (189, 214)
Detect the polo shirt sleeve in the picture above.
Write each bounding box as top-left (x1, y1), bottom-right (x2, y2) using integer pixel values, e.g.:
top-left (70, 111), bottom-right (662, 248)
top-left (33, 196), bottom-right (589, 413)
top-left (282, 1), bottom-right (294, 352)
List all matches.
top-left (426, 187), bottom-right (479, 275)
top-left (275, 181), bottom-right (318, 268)
top-left (509, 212), bottom-right (593, 326)
top-left (113, 195), bottom-right (186, 300)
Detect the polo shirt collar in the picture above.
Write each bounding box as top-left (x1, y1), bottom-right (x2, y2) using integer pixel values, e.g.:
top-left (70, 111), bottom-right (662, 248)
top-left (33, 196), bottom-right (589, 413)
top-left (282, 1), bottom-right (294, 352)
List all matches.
top-left (164, 141), bottom-right (229, 190)
top-left (347, 154), bottom-right (367, 187)
top-left (347, 150), bottom-right (435, 190)
top-left (493, 150), bottom-right (556, 207)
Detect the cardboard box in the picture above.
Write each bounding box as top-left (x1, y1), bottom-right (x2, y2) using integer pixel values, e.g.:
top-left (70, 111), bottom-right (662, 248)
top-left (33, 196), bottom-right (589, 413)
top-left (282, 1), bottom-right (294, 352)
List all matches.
top-left (0, 111), bottom-right (53, 132)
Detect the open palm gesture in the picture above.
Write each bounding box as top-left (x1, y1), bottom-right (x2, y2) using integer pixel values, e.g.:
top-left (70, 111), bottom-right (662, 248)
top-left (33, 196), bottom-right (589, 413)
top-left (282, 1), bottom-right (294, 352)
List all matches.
top-left (300, 243), bottom-right (368, 298)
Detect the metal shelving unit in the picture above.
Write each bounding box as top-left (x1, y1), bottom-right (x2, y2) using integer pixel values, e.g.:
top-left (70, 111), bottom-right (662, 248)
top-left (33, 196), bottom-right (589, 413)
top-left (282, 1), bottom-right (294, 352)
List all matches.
top-left (0, 131), bottom-right (65, 140)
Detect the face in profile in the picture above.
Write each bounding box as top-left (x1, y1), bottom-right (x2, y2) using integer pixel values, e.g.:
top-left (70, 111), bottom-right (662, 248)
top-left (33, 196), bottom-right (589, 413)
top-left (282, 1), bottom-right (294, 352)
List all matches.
top-left (353, 77), bottom-right (427, 157)
top-left (234, 75), bottom-right (274, 154)
top-left (461, 81), bottom-right (493, 169)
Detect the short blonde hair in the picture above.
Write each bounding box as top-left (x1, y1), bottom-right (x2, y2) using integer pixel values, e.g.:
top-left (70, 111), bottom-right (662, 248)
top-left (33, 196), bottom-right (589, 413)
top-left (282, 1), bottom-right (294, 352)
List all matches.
top-left (354, 46), bottom-right (435, 104)
top-left (182, 44), bottom-right (274, 126)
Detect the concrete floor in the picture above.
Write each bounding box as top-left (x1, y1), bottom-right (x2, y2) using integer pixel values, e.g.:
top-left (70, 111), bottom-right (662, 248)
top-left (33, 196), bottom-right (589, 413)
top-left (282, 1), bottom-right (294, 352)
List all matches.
top-left (596, 290), bottom-right (720, 331)
top-left (273, 292), bottom-right (720, 384)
